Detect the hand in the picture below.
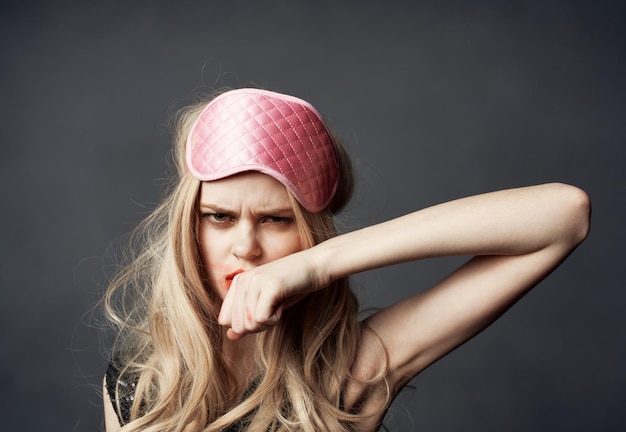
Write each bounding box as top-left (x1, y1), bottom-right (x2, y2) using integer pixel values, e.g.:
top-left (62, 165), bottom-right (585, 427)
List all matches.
top-left (217, 250), bottom-right (326, 340)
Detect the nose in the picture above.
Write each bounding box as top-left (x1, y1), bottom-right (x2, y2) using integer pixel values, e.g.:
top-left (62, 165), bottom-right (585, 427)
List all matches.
top-left (231, 221), bottom-right (262, 260)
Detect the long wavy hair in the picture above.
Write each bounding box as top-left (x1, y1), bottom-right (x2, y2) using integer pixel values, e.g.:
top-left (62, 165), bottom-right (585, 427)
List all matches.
top-left (103, 90), bottom-right (387, 431)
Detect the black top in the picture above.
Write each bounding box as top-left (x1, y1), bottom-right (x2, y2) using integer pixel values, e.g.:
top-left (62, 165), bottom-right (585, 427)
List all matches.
top-left (104, 362), bottom-right (141, 426)
top-left (105, 362), bottom-right (257, 431)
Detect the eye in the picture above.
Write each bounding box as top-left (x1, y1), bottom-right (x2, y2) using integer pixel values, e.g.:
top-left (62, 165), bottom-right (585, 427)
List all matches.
top-left (203, 213), bottom-right (234, 224)
top-left (263, 216), bottom-right (294, 225)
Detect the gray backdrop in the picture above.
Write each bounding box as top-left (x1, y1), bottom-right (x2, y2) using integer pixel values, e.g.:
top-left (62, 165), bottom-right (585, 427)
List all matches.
top-left (1, 1), bottom-right (624, 431)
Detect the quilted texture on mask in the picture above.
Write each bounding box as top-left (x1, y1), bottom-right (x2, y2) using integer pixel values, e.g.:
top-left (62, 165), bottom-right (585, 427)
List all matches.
top-left (186, 88), bottom-right (339, 212)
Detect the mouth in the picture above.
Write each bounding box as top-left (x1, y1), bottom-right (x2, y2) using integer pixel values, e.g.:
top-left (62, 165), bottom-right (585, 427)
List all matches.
top-left (225, 270), bottom-right (245, 289)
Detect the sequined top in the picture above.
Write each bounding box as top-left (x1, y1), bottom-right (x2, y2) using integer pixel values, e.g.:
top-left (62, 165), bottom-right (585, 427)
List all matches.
top-left (105, 362), bottom-right (256, 431)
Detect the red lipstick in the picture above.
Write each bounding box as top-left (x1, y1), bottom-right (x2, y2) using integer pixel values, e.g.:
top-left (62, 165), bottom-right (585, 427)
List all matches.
top-left (225, 270), bottom-right (244, 289)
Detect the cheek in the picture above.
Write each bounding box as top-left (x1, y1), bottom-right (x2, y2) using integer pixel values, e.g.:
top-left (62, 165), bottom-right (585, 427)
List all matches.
top-left (198, 228), bottom-right (227, 264)
top-left (198, 246), bottom-right (230, 299)
top-left (198, 239), bottom-right (222, 278)
top-left (199, 243), bottom-right (227, 274)
top-left (267, 234), bottom-right (303, 260)
top-left (207, 261), bottom-right (230, 275)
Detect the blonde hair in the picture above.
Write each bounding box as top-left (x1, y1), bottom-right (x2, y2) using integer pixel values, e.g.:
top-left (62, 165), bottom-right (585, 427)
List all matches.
top-left (104, 90), bottom-right (387, 431)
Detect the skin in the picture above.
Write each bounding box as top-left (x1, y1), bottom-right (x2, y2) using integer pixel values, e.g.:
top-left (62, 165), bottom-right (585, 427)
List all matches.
top-left (104, 172), bottom-right (590, 431)
top-left (197, 172), bottom-right (304, 373)
top-left (198, 172), bottom-right (303, 306)
top-left (216, 176), bottom-right (590, 430)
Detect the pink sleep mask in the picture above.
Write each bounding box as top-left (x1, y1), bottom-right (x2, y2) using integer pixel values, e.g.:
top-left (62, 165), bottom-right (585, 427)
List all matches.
top-left (186, 88), bottom-right (339, 212)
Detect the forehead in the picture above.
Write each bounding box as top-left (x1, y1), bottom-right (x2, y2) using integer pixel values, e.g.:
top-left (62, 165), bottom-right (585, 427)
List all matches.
top-left (199, 171), bottom-right (292, 209)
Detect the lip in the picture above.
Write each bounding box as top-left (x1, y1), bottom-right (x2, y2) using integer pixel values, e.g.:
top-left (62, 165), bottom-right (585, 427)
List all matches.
top-left (225, 270), bottom-right (245, 289)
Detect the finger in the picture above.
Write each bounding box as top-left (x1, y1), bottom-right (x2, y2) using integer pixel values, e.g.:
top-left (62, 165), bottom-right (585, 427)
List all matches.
top-left (230, 278), bottom-right (247, 335)
top-left (269, 303), bottom-right (284, 324)
top-left (226, 327), bottom-right (245, 341)
top-left (255, 288), bottom-right (283, 325)
top-left (218, 284), bottom-right (234, 327)
top-left (244, 286), bottom-right (263, 332)
top-left (219, 273), bottom-right (245, 334)
top-left (226, 322), bottom-right (272, 340)
top-left (218, 271), bottom-right (245, 328)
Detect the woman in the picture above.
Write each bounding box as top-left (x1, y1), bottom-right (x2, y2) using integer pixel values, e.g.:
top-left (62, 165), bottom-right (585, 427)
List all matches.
top-left (103, 88), bottom-right (590, 431)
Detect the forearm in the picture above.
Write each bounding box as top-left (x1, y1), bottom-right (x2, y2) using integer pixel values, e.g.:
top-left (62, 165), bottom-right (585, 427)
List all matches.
top-left (316, 182), bottom-right (590, 282)
top-left (216, 183), bottom-right (589, 340)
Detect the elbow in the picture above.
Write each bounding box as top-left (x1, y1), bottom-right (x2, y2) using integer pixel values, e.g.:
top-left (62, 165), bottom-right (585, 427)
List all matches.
top-left (568, 184), bottom-right (591, 246)
top-left (553, 183), bottom-right (591, 248)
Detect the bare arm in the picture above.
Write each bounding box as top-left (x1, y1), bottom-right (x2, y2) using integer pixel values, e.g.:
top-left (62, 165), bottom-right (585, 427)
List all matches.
top-left (329, 183), bottom-right (589, 386)
top-left (320, 183), bottom-right (588, 278)
top-left (219, 183), bottom-right (590, 383)
top-left (321, 183), bottom-right (588, 378)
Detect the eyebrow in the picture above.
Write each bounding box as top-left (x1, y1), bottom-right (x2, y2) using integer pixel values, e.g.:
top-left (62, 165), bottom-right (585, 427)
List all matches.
top-left (198, 203), bottom-right (294, 214)
top-left (198, 203), bottom-right (232, 212)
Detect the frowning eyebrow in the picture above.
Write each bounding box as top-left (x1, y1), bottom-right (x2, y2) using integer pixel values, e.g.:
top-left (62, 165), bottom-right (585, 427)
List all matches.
top-left (198, 203), bottom-right (294, 215)
top-left (198, 203), bottom-right (233, 213)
